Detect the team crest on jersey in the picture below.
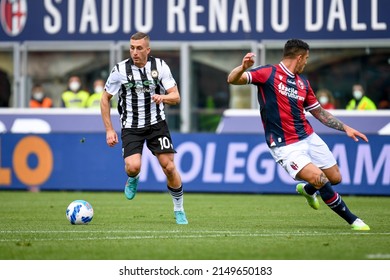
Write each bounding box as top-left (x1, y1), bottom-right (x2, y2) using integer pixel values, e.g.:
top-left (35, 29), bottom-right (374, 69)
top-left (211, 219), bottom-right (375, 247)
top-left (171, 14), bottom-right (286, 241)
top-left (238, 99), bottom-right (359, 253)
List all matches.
top-left (127, 74), bottom-right (133, 80)
top-left (151, 69), bottom-right (159, 79)
top-left (298, 79), bottom-right (304, 89)
top-left (0, 0), bottom-right (27, 36)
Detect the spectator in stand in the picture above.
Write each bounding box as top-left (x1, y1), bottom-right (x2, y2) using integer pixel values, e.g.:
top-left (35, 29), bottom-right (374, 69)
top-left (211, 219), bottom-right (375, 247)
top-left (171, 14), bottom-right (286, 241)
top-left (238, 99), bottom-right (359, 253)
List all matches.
top-left (346, 84), bottom-right (376, 110)
top-left (30, 84), bottom-right (53, 108)
top-left (61, 76), bottom-right (90, 108)
top-left (87, 79), bottom-right (108, 108)
top-left (316, 88), bottom-right (336, 110)
top-left (378, 84), bottom-right (390, 109)
top-left (88, 78), bottom-right (117, 109)
top-left (0, 68), bottom-right (11, 107)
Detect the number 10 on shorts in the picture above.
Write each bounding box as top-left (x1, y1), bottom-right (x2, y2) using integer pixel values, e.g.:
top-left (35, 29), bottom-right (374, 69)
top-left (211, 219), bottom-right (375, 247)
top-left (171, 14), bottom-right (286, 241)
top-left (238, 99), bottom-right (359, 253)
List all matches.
top-left (158, 137), bottom-right (173, 150)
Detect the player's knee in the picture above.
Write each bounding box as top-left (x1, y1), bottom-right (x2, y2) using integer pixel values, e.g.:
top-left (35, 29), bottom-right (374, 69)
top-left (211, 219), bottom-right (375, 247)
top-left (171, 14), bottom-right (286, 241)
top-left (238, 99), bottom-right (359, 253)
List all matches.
top-left (329, 175), bottom-right (342, 185)
top-left (162, 161), bottom-right (176, 176)
top-left (323, 166), bottom-right (342, 185)
top-left (326, 170), bottom-right (342, 185)
top-left (125, 163), bottom-right (140, 177)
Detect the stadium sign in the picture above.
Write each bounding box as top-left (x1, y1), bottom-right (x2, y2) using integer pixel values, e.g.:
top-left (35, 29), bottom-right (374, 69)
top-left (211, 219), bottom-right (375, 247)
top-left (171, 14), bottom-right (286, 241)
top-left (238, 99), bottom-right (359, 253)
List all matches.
top-left (0, 0), bottom-right (389, 41)
top-left (1, 133), bottom-right (389, 195)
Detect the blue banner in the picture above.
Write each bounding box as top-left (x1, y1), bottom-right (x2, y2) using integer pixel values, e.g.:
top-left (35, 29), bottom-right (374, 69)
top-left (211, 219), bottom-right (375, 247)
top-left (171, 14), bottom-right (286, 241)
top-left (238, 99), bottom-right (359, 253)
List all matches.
top-left (0, 0), bottom-right (389, 41)
top-left (1, 133), bottom-right (389, 195)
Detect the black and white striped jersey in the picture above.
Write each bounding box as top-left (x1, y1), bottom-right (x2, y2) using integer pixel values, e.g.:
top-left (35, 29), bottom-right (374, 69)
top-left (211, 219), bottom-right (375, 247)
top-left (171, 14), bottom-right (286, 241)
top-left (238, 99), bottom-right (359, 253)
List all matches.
top-left (105, 56), bottom-right (176, 129)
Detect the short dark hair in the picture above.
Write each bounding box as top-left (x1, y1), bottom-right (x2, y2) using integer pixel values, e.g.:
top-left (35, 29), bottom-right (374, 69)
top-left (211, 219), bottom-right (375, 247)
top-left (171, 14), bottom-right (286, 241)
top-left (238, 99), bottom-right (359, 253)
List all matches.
top-left (131, 32), bottom-right (150, 41)
top-left (32, 84), bottom-right (43, 90)
top-left (283, 39), bottom-right (310, 58)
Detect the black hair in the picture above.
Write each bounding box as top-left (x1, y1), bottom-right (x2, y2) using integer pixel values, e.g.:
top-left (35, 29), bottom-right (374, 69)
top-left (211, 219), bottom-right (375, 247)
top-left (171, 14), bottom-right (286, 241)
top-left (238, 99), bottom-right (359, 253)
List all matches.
top-left (283, 39), bottom-right (310, 58)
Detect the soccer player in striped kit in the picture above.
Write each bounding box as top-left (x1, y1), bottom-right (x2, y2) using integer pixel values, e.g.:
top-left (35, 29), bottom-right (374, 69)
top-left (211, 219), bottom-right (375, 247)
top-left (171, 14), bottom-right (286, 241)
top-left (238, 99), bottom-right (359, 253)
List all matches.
top-left (227, 39), bottom-right (369, 230)
top-left (100, 32), bottom-right (188, 225)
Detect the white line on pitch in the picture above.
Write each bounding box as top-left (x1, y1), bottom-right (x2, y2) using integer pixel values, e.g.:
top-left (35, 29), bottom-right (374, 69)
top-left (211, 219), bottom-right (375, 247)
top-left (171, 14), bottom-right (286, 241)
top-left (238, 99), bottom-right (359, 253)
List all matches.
top-left (0, 231), bottom-right (389, 242)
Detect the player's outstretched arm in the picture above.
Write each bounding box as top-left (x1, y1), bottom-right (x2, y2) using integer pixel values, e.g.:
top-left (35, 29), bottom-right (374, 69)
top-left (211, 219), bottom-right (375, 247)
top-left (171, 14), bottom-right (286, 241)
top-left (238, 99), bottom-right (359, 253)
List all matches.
top-left (343, 123), bottom-right (369, 142)
top-left (310, 106), bottom-right (368, 142)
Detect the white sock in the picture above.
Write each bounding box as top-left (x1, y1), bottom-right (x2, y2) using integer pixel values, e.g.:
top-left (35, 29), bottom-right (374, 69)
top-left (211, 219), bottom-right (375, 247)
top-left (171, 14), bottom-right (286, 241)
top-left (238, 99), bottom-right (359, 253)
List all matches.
top-left (167, 185), bottom-right (184, 211)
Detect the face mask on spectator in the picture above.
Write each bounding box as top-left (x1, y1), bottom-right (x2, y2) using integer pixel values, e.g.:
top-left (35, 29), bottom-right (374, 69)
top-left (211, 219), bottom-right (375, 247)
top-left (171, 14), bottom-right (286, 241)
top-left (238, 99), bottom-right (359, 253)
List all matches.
top-left (353, 90), bottom-right (363, 100)
top-left (319, 96), bottom-right (329, 105)
top-left (33, 92), bottom-right (44, 101)
top-left (94, 86), bottom-right (104, 93)
top-left (69, 81), bottom-right (80, 92)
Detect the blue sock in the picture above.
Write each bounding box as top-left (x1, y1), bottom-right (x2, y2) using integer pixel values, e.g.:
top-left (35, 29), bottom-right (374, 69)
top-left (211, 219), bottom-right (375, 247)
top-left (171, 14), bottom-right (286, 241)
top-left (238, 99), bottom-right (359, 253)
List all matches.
top-left (319, 182), bottom-right (357, 224)
top-left (304, 183), bottom-right (317, 195)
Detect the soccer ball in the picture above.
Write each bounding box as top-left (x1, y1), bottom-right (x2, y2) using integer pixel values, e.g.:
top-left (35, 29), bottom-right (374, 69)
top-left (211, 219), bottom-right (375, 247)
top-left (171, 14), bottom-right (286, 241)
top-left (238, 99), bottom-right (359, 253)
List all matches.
top-left (66, 200), bottom-right (94, 225)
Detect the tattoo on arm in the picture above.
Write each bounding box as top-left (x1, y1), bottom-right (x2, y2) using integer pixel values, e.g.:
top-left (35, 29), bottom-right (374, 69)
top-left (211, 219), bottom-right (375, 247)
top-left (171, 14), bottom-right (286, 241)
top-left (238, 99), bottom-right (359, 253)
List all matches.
top-left (311, 107), bottom-right (345, 132)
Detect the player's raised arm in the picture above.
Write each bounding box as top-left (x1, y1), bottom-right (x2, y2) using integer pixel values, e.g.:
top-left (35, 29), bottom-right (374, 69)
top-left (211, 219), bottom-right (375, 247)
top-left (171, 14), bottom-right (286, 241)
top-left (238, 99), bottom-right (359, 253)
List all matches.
top-left (227, 53), bottom-right (255, 85)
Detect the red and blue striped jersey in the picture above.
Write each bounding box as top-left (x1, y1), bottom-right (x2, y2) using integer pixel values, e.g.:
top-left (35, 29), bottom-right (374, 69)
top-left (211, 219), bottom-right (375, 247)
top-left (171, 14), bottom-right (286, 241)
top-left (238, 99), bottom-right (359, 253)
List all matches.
top-left (247, 62), bottom-right (320, 147)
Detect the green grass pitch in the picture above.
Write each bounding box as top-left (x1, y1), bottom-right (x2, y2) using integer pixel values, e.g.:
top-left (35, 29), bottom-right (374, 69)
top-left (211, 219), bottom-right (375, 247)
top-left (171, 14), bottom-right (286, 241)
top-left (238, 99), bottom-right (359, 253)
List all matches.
top-left (1, 190), bottom-right (389, 260)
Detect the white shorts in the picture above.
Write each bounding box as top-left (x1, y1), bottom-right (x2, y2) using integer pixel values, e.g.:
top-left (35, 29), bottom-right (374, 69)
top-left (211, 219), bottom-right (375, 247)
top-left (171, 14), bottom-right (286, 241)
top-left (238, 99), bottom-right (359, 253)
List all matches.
top-left (269, 133), bottom-right (337, 180)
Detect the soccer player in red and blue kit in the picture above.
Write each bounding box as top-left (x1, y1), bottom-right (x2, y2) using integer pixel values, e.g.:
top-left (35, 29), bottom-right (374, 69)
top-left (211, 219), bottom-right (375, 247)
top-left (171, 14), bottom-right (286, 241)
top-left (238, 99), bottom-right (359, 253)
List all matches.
top-left (227, 39), bottom-right (369, 230)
